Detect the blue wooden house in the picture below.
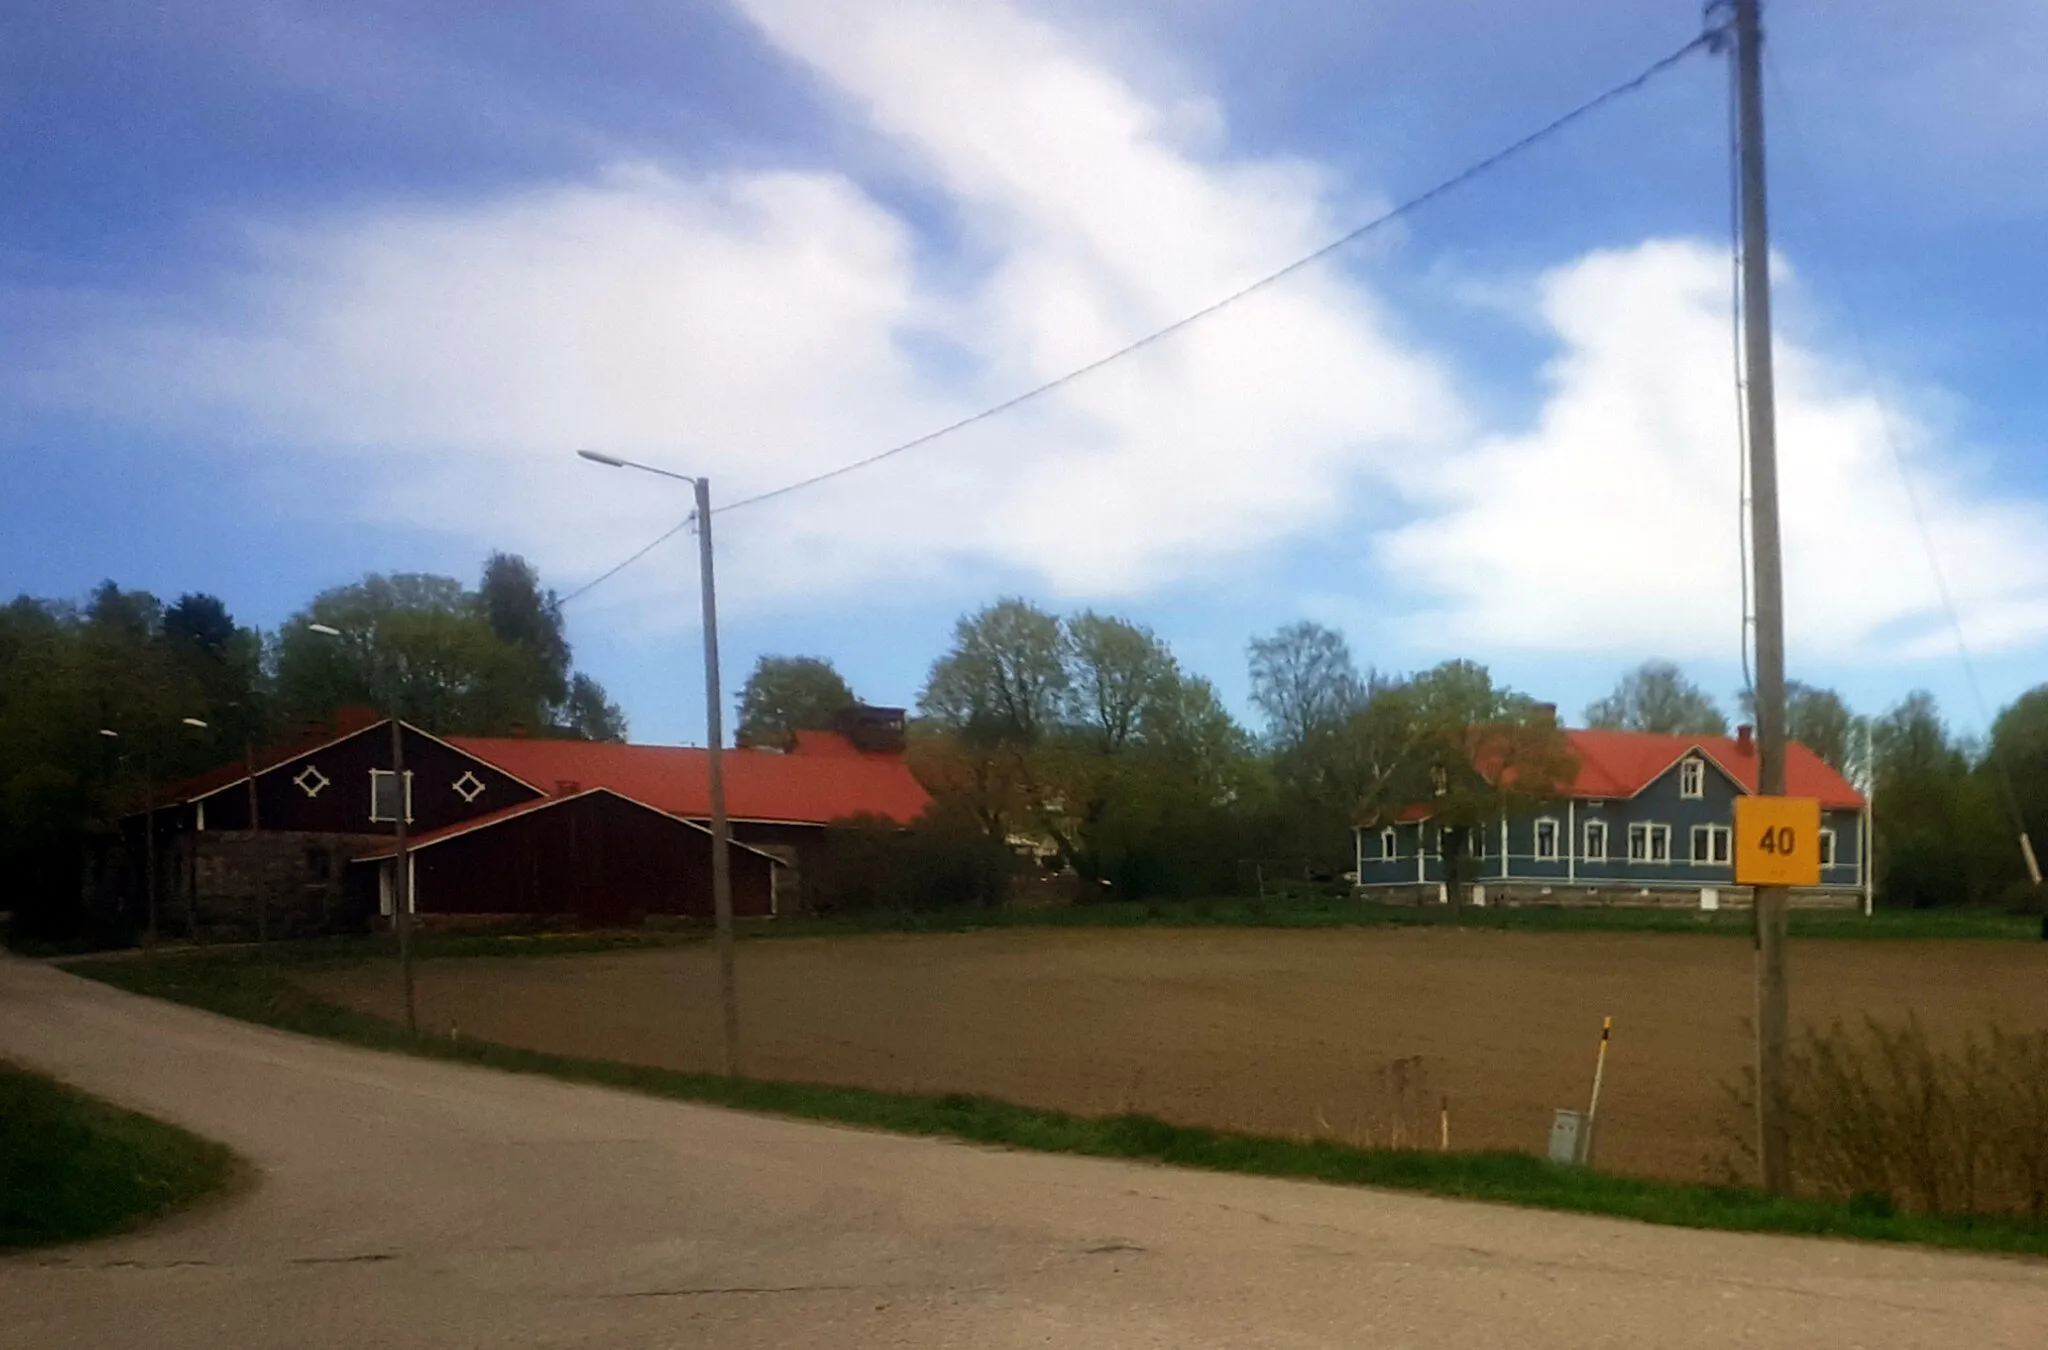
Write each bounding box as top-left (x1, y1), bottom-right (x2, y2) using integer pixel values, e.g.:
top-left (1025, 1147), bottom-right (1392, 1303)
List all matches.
top-left (1353, 726), bottom-right (1869, 906)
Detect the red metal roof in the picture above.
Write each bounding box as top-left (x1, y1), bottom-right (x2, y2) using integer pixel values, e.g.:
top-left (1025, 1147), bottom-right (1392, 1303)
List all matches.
top-left (1389, 728), bottom-right (1862, 819)
top-left (1564, 729), bottom-right (1863, 808)
top-left (447, 730), bottom-right (932, 826)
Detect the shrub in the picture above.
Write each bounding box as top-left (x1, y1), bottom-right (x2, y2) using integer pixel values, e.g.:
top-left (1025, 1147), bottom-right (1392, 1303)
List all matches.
top-left (1747, 1016), bottom-right (2048, 1220)
top-left (808, 805), bottom-right (1025, 915)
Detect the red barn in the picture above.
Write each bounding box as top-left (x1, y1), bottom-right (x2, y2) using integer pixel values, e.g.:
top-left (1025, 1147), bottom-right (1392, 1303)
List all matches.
top-left (135, 709), bottom-right (929, 937)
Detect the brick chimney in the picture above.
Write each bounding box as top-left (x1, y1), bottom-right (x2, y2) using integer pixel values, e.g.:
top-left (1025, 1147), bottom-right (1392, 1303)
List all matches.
top-left (510, 721), bottom-right (530, 739)
top-left (1736, 724), bottom-right (1755, 755)
top-left (1535, 702), bottom-right (1558, 726)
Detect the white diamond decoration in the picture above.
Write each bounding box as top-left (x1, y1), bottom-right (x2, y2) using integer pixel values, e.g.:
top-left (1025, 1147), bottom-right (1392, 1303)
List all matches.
top-left (294, 764), bottom-right (330, 798)
top-left (452, 770), bottom-right (486, 804)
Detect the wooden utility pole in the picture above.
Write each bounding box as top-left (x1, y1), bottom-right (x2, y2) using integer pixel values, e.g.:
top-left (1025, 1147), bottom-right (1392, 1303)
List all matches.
top-left (1733, 0), bottom-right (1792, 1194)
top-left (143, 749), bottom-right (158, 953)
top-left (694, 477), bottom-right (741, 1077)
top-left (244, 737), bottom-right (266, 943)
top-left (390, 713), bottom-right (417, 1035)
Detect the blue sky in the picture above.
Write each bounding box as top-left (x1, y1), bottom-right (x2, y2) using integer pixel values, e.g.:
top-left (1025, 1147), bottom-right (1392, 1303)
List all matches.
top-left (6, 0), bottom-right (2046, 745)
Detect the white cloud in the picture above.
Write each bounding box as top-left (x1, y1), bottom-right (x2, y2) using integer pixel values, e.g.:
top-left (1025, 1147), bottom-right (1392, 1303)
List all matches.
top-left (39, 0), bottom-right (1458, 615)
top-left (22, 0), bottom-right (2048, 671)
top-left (1378, 238), bottom-right (2048, 661)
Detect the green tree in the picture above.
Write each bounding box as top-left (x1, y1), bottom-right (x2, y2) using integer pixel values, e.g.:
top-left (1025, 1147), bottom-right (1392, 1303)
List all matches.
top-left (736, 655), bottom-right (856, 747)
top-left (562, 673), bottom-right (628, 743)
top-left (1739, 680), bottom-right (1860, 773)
top-left (479, 552), bottom-right (571, 706)
top-left (1585, 659), bottom-right (1729, 736)
top-left (920, 599), bottom-right (1069, 745)
top-left (1869, 691), bottom-right (2012, 907)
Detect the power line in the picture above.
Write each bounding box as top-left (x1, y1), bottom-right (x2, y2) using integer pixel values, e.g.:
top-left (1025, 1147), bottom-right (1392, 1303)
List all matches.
top-left (715, 30), bottom-right (1718, 516)
top-left (558, 27), bottom-right (1716, 603)
top-left (554, 515), bottom-right (693, 609)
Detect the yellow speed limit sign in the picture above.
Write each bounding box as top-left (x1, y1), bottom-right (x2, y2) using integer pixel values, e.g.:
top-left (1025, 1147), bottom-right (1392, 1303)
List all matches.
top-left (1733, 796), bottom-right (1822, 886)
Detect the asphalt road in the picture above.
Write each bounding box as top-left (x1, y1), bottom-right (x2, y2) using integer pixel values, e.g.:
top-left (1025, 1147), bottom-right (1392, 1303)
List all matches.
top-left (3, 957), bottom-right (2044, 1349)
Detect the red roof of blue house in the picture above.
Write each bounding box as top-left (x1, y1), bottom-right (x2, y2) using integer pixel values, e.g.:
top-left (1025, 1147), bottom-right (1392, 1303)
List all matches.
top-left (1564, 728), bottom-right (1862, 808)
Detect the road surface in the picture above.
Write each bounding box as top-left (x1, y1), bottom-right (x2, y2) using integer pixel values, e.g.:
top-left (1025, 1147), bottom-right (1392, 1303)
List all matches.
top-left (3, 957), bottom-right (2043, 1348)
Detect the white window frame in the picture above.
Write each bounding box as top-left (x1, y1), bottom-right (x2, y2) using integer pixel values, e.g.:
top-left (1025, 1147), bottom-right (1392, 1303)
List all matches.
top-left (1691, 824), bottom-right (1731, 865)
top-left (1380, 827), bottom-right (1398, 860)
top-left (1533, 816), bottom-right (1561, 862)
top-left (369, 769), bottom-right (415, 824)
top-left (1629, 822), bottom-right (1672, 864)
top-left (1468, 826), bottom-right (1485, 860)
top-left (1819, 828), bottom-right (1837, 868)
top-left (1679, 758), bottom-right (1705, 799)
top-left (1583, 819), bottom-right (1608, 862)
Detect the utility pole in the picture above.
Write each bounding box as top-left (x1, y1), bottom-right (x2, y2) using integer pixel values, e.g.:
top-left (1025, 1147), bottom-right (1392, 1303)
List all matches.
top-left (143, 749), bottom-right (159, 954)
top-left (695, 476), bottom-right (741, 1077)
top-left (1732, 0), bottom-right (1792, 1194)
top-left (390, 712), bottom-right (417, 1035)
top-left (245, 736), bottom-right (266, 943)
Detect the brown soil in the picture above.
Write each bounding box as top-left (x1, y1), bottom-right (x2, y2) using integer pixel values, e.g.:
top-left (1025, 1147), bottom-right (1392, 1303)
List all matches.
top-left (302, 927), bottom-right (2048, 1183)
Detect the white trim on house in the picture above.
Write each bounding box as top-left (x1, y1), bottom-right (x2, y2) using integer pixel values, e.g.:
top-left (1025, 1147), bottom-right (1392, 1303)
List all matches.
top-left (1690, 823), bottom-right (1732, 865)
top-left (1380, 826), bottom-right (1397, 860)
top-left (1584, 818), bottom-right (1608, 862)
top-left (1819, 827), bottom-right (1837, 868)
top-left (1533, 816), bottom-right (1562, 862)
top-left (1679, 757), bottom-right (1706, 799)
top-left (368, 769), bottom-right (414, 824)
top-left (1566, 801), bottom-right (1576, 881)
top-left (353, 786), bottom-right (790, 865)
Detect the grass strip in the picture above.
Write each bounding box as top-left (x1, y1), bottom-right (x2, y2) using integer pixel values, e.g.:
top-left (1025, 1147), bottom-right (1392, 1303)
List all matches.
top-left (65, 949), bottom-right (2048, 1258)
top-left (0, 1060), bottom-right (236, 1252)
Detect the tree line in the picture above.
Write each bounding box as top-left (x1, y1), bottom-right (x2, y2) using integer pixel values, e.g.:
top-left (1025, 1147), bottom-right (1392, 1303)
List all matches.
top-left (742, 606), bottom-right (2046, 913)
top-left (1, 554), bottom-right (624, 941)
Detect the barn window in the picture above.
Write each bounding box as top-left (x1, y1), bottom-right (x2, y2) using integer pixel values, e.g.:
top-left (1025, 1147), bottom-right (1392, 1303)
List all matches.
top-left (1679, 758), bottom-right (1705, 799)
top-left (452, 770), bottom-right (487, 804)
top-left (294, 764), bottom-right (330, 798)
top-left (369, 770), bottom-right (414, 823)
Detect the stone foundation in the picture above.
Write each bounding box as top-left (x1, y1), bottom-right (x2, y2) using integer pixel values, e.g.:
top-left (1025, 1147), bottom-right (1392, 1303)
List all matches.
top-left (1358, 882), bottom-right (1861, 911)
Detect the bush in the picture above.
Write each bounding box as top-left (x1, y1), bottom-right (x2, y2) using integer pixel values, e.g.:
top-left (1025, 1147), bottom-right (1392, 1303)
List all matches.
top-left (808, 805), bottom-right (1025, 915)
top-left (1758, 1017), bottom-right (2048, 1220)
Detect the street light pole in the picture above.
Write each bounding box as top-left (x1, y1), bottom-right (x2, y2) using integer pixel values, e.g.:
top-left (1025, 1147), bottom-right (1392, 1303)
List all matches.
top-left (308, 622), bottom-right (416, 1034)
top-left (578, 449), bottom-right (740, 1076)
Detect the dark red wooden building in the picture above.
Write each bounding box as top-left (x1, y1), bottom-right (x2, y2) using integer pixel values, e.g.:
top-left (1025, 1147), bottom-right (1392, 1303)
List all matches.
top-left (133, 707), bottom-right (929, 937)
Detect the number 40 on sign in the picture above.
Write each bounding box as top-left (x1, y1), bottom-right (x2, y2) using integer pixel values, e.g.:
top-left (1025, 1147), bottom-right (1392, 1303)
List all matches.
top-left (1733, 796), bottom-right (1822, 887)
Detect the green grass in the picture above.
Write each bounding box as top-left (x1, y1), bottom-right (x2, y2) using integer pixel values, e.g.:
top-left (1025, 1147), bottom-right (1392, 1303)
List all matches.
top-left (0, 1061), bottom-right (236, 1252)
top-left (63, 948), bottom-right (2048, 1258)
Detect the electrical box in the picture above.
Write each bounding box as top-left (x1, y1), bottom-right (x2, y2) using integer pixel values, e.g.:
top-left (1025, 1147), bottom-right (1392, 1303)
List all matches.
top-left (1549, 1109), bottom-right (1590, 1165)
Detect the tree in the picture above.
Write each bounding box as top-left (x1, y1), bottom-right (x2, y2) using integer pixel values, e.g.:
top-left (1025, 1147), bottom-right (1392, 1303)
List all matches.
top-left (1247, 621), bottom-right (1362, 754)
top-left (479, 552), bottom-right (571, 706)
top-left (1739, 681), bottom-right (1859, 773)
top-left (562, 673), bottom-right (628, 743)
top-left (1065, 613), bottom-right (1177, 754)
top-left (1868, 691), bottom-right (2011, 908)
top-left (1584, 660), bottom-right (1729, 736)
top-left (736, 655), bottom-right (856, 746)
top-left (920, 600), bottom-right (1069, 745)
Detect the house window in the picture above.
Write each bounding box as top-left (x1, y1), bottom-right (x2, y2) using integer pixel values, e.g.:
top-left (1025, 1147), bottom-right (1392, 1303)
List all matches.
top-left (293, 764), bottom-right (330, 798)
top-left (1584, 820), bottom-right (1608, 862)
top-left (1380, 827), bottom-right (1398, 860)
top-left (1679, 759), bottom-right (1705, 799)
top-left (369, 769), bottom-right (414, 823)
top-left (1628, 823), bottom-right (1671, 864)
top-left (1469, 826), bottom-right (1485, 860)
top-left (1534, 818), bottom-right (1560, 861)
top-left (1690, 824), bottom-right (1731, 865)
top-left (1819, 829), bottom-right (1837, 868)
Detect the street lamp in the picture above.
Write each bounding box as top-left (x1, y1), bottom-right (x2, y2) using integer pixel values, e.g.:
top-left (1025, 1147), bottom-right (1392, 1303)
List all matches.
top-left (577, 449), bottom-right (740, 1077)
top-left (102, 717), bottom-right (209, 951)
top-left (306, 621), bottom-right (418, 1034)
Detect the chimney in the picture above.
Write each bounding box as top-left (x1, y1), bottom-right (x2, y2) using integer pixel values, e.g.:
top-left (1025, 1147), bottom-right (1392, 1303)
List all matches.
top-left (553, 779), bottom-right (580, 795)
top-left (510, 721), bottom-right (530, 739)
top-left (1535, 701), bottom-right (1558, 726)
top-left (1736, 724), bottom-right (1754, 755)
top-left (301, 718), bottom-right (328, 744)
